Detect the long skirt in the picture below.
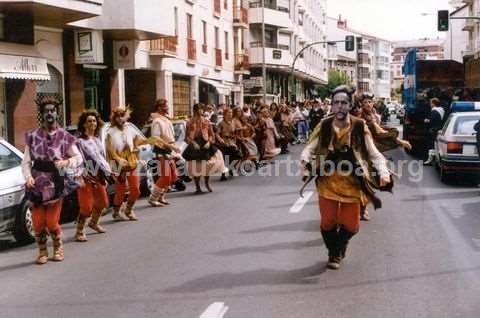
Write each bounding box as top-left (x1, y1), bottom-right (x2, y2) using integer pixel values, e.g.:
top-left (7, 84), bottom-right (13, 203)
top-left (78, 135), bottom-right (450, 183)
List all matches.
top-left (186, 150), bottom-right (227, 177)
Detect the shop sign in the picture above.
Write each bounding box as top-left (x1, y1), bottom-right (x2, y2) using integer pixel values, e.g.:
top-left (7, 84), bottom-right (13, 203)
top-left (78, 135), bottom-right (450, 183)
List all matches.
top-left (113, 41), bottom-right (135, 69)
top-left (74, 30), bottom-right (104, 64)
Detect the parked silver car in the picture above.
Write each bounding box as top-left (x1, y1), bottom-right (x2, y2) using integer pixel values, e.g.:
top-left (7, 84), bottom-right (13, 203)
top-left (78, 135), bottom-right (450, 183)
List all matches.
top-left (0, 139), bottom-right (34, 243)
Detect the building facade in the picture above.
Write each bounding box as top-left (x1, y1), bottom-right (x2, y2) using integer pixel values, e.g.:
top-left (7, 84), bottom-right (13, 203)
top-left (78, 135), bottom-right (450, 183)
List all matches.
top-left (444, 4), bottom-right (469, 63)
top-left (0, 0), bottom-right (104, 149)
top-left (460, 0), bottom-right (480, 88)
top-left (245, 0), bottom-right (328, 104)
top-left (391, 38), bottom-right (445, 93)
top-left (331, 16), bottom-right (392, 100)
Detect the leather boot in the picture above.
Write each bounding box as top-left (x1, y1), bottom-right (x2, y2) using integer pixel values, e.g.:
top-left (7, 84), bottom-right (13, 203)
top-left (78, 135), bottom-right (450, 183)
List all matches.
top-left (74, 214), bottom-right (88, 242)
top-left (112, 205), bottom-right (128, 222)
top-left (34, 231), bottom-right (49, 265)
top-left (337, 227), bottom-right (356, 260)
top-left (88, 208), bottom-right (106, 233)
top-left (321, 229), bottom-right (341, 270)
top-left (159, 190), bottom-right (169, 205)
top-left (51, 232), bottom-right (64, 262)
top-left (124, 201), bottom-right (138, 221)
top-left (148, 186), bottom-right (165, 207)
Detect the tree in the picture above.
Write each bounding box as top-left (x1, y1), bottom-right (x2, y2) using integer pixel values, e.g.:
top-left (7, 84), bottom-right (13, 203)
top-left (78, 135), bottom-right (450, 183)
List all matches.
top-left (317, 69), bottom-right (352, 99)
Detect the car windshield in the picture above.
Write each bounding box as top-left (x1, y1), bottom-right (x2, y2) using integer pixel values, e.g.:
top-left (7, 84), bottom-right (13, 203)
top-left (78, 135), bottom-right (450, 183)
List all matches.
top-left (453, 115), bottom-right (480, 135)
top-left (0, 143), bottom-right (21, 171)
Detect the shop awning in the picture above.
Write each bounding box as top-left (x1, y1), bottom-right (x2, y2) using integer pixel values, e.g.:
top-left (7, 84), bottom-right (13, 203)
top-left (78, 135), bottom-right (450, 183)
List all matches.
top-left (0, 43), bottom-right (50, 81)
top-left (200, 78), bottom-right (231, 96)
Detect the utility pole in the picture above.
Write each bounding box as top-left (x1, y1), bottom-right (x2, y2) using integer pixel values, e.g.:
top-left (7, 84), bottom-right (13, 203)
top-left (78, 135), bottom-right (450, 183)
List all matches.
top-left (261, 0), bottom-right (267, 104)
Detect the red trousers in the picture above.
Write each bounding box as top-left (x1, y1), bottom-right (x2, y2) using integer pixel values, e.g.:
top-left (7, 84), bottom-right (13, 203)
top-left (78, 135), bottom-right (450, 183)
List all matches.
top-left (113, 173), bottom-right (140, 207)
top-left (154, 158), bottom-right (177, 189)
top-left (319, 196), bottom-right (360, 233)
top-left (77, 182), bottom-right (109, 217)
top-left (32, 199), bottom-right (63, 235)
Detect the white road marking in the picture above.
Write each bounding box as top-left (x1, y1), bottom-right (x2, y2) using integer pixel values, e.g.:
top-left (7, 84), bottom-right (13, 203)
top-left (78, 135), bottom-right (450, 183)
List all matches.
top-left (289, 191), bottom-right (314, 214)
top-left (199, 302), bottom-right (229, 318)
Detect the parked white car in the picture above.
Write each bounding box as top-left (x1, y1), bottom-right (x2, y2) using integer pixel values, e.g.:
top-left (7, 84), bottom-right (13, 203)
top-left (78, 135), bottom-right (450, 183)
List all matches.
top-left (0, 139), bottom-right (34, 243)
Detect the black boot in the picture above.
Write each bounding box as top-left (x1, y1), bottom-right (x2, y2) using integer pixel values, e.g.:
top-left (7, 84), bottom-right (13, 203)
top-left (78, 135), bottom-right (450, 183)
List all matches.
top-left (321, 229), bottom-right (341, 269)
top-left (337, 227), bottom-right (356, 260)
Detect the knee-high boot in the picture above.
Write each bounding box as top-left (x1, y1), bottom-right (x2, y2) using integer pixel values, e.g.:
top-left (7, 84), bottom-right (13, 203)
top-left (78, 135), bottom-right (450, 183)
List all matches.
top-left (74, 214), bottom-right (88, 242)
top-left (337, 227), bottom-right (357, 260)
top-left (34, 231), bottom-right (49, 265)
top-left (51, 232), bottom-right (64, 262)
top-left (321, 228), bottom-right (342, 270)
top-left (88, 208), bottom-right (106, 233)
top-left (148, 186), bottom-right (165, 207)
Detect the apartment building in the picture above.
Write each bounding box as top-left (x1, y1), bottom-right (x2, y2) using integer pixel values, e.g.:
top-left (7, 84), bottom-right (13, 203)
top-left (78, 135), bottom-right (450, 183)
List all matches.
top-left (332, 16), bottom-right (392, 100)
top-left (459, 0), bottom-right (480, 88)
top-left (245, 0), bottom-right (328, 104)
top-left (391, 38), bottom-right (444, 92)
top-left (0, 0), bottom-right (104, 148)
top-left (326, 16), bottom-right (357, 87)
top-left (444, 4), bottom-right (469, 63)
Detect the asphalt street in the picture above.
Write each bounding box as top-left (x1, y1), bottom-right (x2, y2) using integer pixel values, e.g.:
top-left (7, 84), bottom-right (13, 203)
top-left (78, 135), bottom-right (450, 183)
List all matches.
top-left (1, 132), bottom-right (480, 318)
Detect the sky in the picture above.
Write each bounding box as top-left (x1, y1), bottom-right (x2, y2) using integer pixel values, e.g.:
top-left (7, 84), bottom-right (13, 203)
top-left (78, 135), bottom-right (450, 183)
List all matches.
top-left (327, 0), bottom-right (453, 42)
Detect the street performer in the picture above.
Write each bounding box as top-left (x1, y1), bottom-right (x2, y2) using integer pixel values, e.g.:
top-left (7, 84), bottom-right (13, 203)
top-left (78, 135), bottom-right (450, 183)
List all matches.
top-left (74, 110), bottom-right (113, 242)
top-left (357, 92), bottom-right (411, 221)
top-left (147, 99), bottom-right (181, 207)
top-left (22, 96), bottom-right (82, 264)
top-left (106, 105), bottom-right (169, 221)
top-left (301, 85), bottom-right (392, 270)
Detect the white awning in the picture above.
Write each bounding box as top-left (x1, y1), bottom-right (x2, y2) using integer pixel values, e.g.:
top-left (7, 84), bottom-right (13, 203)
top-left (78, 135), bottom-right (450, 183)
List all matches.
top-left (200, 78), bottom-right (231, 96)
top-left (0, 43), bottom-right (50, 81)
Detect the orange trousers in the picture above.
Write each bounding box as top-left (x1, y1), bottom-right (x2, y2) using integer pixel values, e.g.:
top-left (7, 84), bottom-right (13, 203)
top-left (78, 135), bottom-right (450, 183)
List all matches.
top-left (113, 173), bottom-right (140, 207)
top-left (319, 196), bottom-right (360, 233)
top-left (32, 199), bottom-right (63, 235)
top-left (154, 158), bottom-right (177, 189)
top-left (77, 182), bottom-right (109, 217)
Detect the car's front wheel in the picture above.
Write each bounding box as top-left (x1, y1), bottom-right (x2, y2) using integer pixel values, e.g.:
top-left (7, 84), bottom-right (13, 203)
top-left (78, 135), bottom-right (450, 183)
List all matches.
top-left (13, 201), bottom-right (35, 244)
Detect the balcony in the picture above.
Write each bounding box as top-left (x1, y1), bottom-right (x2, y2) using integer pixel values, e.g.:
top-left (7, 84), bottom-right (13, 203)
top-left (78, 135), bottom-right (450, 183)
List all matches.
top-left (249, 2), bottom-right (292, 29)
top-left (233, 5), bottom-right (248, 28)
top-left (149, 36), bottom-right (177, 57)
top-left (215, 48), bottom-right (223, 69)
top-left (213, 0), bottom-right (221, 18)
top-left (235, 53), bottom-right (250, 73)
top-left (249, 46), bottom-right (292, 68)
top-left (463, 19), bottom-right (476, 31)
top-left (187, 38), bottom-right (197, 63)
top-left (0, 0), bottom-right (103, 28)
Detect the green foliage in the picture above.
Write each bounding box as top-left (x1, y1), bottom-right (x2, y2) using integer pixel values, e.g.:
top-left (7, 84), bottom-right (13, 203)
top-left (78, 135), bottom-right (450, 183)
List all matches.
top-left (317, 69), bottom-right (352, 99)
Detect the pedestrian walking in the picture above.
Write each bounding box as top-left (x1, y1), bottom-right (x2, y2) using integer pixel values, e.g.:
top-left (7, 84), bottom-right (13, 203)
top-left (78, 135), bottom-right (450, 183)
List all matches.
top-left (423, 98), bottom-right (445, 165)
top-left (183, 103), bottom-right (226, 194)
top-left (22, 96), bottom-right (83, 264)
top-left (301, 85), bottom-right (392, 270)
top-left (148, 99), bottom-right (181, 207)
top-left (216, 108), bottom-right (241, 181)
top-left (75, 110), bottom-right (112, 242)
top-left (106, 105), bottom-right (168, 221)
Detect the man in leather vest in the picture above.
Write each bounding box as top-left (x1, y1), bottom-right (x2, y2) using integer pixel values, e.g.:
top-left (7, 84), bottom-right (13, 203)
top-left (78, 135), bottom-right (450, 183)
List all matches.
top-left (301, 85), bottom-right (391, 270)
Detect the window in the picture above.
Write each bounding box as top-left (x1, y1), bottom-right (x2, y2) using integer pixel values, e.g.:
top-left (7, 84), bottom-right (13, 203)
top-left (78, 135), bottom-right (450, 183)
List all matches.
top-left (187, 14), bottom-right (193, 39)
top-left (453, 116), bottom-right (480, 135)
top-left (174, 7), bottom-right (178, 36)
top-left (0, 144), bottom-right (21, 172)
top-left (215, 26), bottom-right (219, 48)
top-left (224, 0), bottom-right (228, 10)
top-left (0, 14), bottom-right (4, 40)
top-left (224, 31), bottom-right (229, 59)
top-left (202, 21), bottom-right (207, 53)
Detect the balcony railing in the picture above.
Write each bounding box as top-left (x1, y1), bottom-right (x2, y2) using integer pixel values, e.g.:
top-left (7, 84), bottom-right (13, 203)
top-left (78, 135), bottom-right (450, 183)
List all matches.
top-left (188, 38), bottom-right (197, 61)
top-left (149, 36), bottom-right (177, 56)
top-left (214, 0), bottom-right (221, 16)
top-left (215, 48), bottom-right (223, 67)
top-left (235, 53), bottom-right (250, 71)
top-left (250, 41), bottom-right (289, 50)
top-left (249, 1), bottom-right (289, 13)
top-left (233, 6), bottom-right (249, 25)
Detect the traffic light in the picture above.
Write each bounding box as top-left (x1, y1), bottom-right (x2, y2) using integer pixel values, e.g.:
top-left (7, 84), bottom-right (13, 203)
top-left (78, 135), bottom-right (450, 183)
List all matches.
top-left (438, 10), bottom-right (449, 31)
top-left (345, 35), bottom-right (355, 52)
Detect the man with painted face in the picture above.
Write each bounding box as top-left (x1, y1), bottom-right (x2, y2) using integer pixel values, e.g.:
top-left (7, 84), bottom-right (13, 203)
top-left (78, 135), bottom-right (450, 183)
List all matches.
top-left (22, 96), bottom-right (83, 264)
top-left (301, 85), bottom-right (391, 270)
